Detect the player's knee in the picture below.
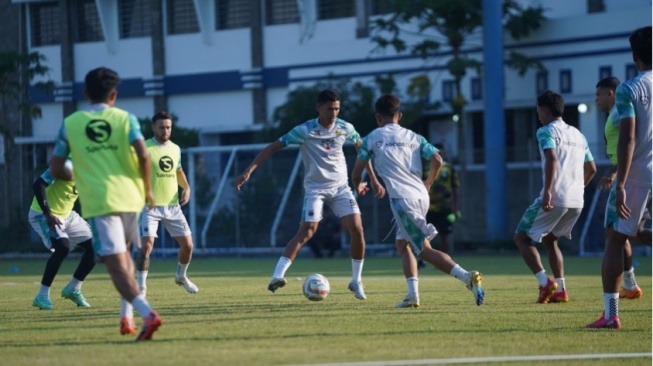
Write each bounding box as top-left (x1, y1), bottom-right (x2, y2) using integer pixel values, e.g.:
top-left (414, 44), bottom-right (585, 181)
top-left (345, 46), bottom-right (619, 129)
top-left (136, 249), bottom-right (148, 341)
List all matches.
top-left (50, 237), bottom-right (71, 256)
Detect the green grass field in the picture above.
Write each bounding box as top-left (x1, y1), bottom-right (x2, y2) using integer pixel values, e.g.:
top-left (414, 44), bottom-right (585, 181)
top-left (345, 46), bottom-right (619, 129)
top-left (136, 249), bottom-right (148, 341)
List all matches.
top-left (0, 255), bottom-right (650, 366)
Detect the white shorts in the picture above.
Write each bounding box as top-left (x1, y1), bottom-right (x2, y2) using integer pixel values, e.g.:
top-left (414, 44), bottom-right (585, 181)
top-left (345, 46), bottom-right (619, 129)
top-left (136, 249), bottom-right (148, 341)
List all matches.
top-left (605, 182), bottom-right (652, 237)
top-left (302, 185), bottom-right (360, 222)
top-left (515, 199), bottom-right (582, 243)
top-left (28, 209), bottom-right (92, 251)
top-left (389, 198), bottom-right (437, 256)
top-left (89, 213), bottom-right (140, 257)
top-left (140, 205), bottom-right (191, 238)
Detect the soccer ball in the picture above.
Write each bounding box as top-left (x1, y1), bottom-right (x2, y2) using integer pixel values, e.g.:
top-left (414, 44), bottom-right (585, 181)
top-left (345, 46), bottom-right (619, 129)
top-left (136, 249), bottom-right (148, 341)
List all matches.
top-left (302, 273), bottom-right (330, 301)
top-left (63, 159), bottom-right (74, 175)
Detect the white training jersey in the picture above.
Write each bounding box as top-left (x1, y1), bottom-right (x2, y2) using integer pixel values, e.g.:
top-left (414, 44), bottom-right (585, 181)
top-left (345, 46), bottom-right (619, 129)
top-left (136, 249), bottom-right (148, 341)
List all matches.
top-left (615, 70), bottom-right (652, 187)
top-left (536, 118), bottom-right (594, 208)
top-left (279, 118), bottom-right (361, 191)
top-left (358, 123), bottom-right (438, 199)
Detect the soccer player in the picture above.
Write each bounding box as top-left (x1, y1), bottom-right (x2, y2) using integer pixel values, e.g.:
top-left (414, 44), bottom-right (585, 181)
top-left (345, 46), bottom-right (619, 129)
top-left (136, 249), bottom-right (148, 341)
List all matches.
top-left (595, 76), bottom-right (648, 300)
top-left (50, 67), bottom-right (162, 341)
top-left (235, 89), bottom-right (384, 299)
top-left (351, 94), bottom-right (484, 308)
top-left (588, 26), bottom-right (652, 329)
top-left (135, 111), bottom-right (198, 295)
top-left (29, 160), bottom-right (96, 310)
top-left (514, 90), bottom-right (596, 304)
top-left (425, 144), bottom-right (460, 254)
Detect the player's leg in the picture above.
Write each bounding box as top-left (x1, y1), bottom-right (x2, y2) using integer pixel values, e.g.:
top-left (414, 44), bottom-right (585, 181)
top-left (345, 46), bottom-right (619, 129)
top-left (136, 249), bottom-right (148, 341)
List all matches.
top-left (394, 240), bottom-right (420, 308)
top-left (136, 208), bottom-right (161, 295)
top-left (542, 232), bottom-right (569, 303)
top-left (163, 205), bottom-right (198, 293)
top-left (60, 212), bottom-right (95, 307)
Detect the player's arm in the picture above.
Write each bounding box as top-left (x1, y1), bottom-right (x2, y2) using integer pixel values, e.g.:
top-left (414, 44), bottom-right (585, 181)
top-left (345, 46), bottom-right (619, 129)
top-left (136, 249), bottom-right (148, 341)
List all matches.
top-left (133, 138), bottom-right (155, 210)
top-left (598, 165), bottom-right (617, 190)
top-left (32, 176), bottom-right (63, 231)
top-left (424, 152), bottom-right (442, 190)
top-left (354, 140), bottom-right (385, 198)
top-left (235, 140), bottom-right (283, 191)
top-left (177, 167), bottom-right (191, 205)
top-left (351, 158), bottom-right (369, 196)
top-left (583, 160), bottom-right (597, 187)
top-left (50, 123), bottom-right (73, 181)
top-left (541, 148), bottom-right (557, 211)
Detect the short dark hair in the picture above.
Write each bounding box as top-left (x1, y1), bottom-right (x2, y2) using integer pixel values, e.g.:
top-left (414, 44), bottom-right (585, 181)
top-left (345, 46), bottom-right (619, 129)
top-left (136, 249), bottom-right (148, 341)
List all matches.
top-left (629, 26), bottom-right (652, 65)
top-left (152, 111), bottom-right (173, 124)
top-left (537, 90), bottom-right (565, 117)
top-left (375, 94), bottom-right (401, 118)
top-left (84, 67), bottom-right (120, 103)
top-left (316, 89), bottom-right (340, 104)
top-left (596, 76), bottom-right (620, 91)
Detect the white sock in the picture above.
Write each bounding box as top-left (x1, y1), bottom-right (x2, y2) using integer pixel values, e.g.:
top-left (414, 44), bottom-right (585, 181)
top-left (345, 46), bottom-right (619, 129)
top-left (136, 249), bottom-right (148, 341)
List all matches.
top-left (272, 257), bottom-right (292, 279)
top-left (351, 259), bottom-right (364, 283)
top-left (535, 270), bottom-right (549, 287)
top-left (131, 294), bottom-right (153, 319)
top-left (137, 271), bottom-right (148, 289)
top-left (622, 268), bottom-right (637, 290)
top-left (68, 278), bottom-right (83, 291)
top-left (120, 296), bottom-right (133, 318)
top-left (406, 277), bottom-right (419, 297)
top-left (603, 293), bottom-right (619, 319)
top-left (176, 262), bottom-right (189, 279)
top-left (449, 264), bottom-right (468, 285)
top-left (554, 278), bottom-right (565, 292)
top-left (38, 284), bottom-right (50, 297)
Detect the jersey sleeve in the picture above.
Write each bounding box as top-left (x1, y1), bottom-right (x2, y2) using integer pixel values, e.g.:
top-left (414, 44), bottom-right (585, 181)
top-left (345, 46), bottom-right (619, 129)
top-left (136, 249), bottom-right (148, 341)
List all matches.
top-left (345, 123), bottom-right (361, 145)
top-left (536, 127), bottom-right (556, 150)
top-left (278, 125), bottom-right (306, 147)
top-left (583, 135), bottom-right (594, 162)
top-left (419, 135), bottom-right (438, 160)
top-left (128, 113), bottom-right (145, 143)
top-left (40, 169), bottom-right (56, 185)
top-left (357, 136), bottom-right (373, 162)
top-left (615, 83), bottom-right (636, 120)
top-left (176, 145), bottom-right (182, 170)
top-left (52, 122), bottom-right (70, 158)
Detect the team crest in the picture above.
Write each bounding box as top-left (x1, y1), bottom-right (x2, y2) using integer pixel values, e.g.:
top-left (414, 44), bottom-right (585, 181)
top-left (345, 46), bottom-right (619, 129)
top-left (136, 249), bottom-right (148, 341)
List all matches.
top-left (321, 139), bottom-right (335, 151)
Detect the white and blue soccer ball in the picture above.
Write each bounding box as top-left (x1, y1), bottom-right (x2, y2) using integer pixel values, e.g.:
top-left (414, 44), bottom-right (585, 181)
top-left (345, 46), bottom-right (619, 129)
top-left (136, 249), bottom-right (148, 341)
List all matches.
top-left (303, 273), bottom-right (330, 301)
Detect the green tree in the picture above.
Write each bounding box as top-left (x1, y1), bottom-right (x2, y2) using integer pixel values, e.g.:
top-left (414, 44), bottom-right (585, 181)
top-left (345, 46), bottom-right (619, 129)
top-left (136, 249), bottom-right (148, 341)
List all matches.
top-left (371, 0), bottom-right (546, 166)
top-left (0, 51), bottom-right (53, 228)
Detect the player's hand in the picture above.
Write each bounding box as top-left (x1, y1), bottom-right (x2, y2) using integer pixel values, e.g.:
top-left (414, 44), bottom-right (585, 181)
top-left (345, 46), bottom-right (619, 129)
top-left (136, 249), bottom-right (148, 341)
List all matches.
top-left (541, 192), bottom-right (553, 212)
top-left (370, 179), bottom-right (386, 199)
top-left (616, 187), bottom-right (631, 219)
top-left (235, 172), bottom-right (250, 191)
top-left (145, 189), bottom-right (156, 211)
top-left (179, 187), bottom-right (191, 206)
top-left (598, 171), bottom-right (616, 190)
top-left (45, 213), bottom-right (63, 232)
top-left (356, 182), bottom-right (369, 196)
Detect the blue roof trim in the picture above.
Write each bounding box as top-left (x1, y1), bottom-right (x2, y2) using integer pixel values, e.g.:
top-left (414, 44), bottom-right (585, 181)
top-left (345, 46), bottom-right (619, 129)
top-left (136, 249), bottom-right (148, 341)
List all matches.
top-left (165, 71), bottom-right (242, 94)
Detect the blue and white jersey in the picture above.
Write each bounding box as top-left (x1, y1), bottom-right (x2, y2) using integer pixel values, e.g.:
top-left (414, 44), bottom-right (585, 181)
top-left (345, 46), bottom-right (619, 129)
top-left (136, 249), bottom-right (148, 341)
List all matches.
top-left (358, 123), bottom-right (437, 199)
top-left (279, 118), bottom-right (360, 191)
top-left (536, 118), bottom-right (594, 208)
top-left (615, 70), bottom-right (652, 186)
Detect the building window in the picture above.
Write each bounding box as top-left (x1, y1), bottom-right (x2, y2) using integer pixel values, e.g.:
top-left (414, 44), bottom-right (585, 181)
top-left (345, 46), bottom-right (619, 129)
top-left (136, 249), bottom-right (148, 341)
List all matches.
top-left (471, 78), bottom-right (482, 100)
top-left (317, 0), bottom-right (354, 20)
top-left (216, 0), bottom-right (250, 30)
top-left (442, 80), bottom-right (454, 102)
top-left (587, 0), bottom-right (605, 13)
top-left (119, 0), bottom-right (152, 38)
top-left (536, 71), bottom-right (548, 94)
top-left (599, 66), bottom-right (612, 80)
top-left (371, 0), bottom-right (391, 15)
top-left (626, 64), bottom-right (638, 80)
top-left (74, 0), bottom-right (104, 42)
top-left (266, 0), bottom-right (299, 25)
top-left (29, 2), bottom-right (60, 46)
top-left (167, 0), bottom-right (199, 35)
top-left (560, 69), bottom-right (572, 93)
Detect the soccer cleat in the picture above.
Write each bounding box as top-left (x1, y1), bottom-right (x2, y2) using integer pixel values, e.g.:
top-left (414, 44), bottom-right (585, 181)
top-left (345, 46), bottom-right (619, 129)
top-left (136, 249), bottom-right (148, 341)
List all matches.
top-left (549, 290), bottom-right (569, 303)
top-left (395, 295), bottom-right (420, 308)
top-left (32, 295), bottom-right (53, 310)
top-left (348, 281), bottom-right (367, 300)
top-left (466, 271), bottom-right (484, 306)
top-left (120, 317), bottom-right (136, 335)
top-left (587, 312), bottom-right (622, 329)
top-left (61, 287), bottom-right (91, 308)
top-left (175, 277), bottom-right (199, 294)
top-left (135, 310), bottom-right (162, 341)
top-left (619, 286), bottom-right (643, 299)
top-left (267, 277), bottom-right (287, 293)
top-left (537, 278), bottom-right (558, 304)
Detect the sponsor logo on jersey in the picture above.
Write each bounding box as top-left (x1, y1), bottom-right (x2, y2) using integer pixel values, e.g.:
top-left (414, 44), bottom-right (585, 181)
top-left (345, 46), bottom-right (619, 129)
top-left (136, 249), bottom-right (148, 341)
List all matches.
top-left (159, 156), bottom-right (174, 172)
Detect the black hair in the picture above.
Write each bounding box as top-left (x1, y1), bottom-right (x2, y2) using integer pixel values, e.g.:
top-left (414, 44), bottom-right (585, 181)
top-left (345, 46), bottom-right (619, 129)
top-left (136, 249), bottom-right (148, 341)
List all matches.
top-left (537, 90), bottom-right (565, 117)
top-left (316, 89), bottom-right (340, 104)
top-left (152, 111), bottom-right (173, 124)
top-left (84, 67), bottom-right (120, 103)
top-left (374, 94), bottom-right (401, 118)
top-left (629, 26), bottom-right (652, 65)
top-left (596, 76), bottom-right (620, 91)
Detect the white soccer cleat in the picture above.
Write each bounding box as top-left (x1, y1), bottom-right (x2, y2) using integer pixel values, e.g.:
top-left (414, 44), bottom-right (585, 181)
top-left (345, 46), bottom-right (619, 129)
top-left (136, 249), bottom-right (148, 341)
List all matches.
top-left (395, 295), bottom-right (420, 308)
top-left (267, 277), bottom-right (287, 293)
top-left (175, 277), bottom-right (199, 294)
top-left (348, 281), bottom-right (367, 300)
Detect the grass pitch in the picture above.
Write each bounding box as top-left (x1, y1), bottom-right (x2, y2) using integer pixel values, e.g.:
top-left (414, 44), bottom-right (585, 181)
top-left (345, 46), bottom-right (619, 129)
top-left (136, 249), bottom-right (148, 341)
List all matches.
top-left (0, 255), bottom-right (650, 365)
